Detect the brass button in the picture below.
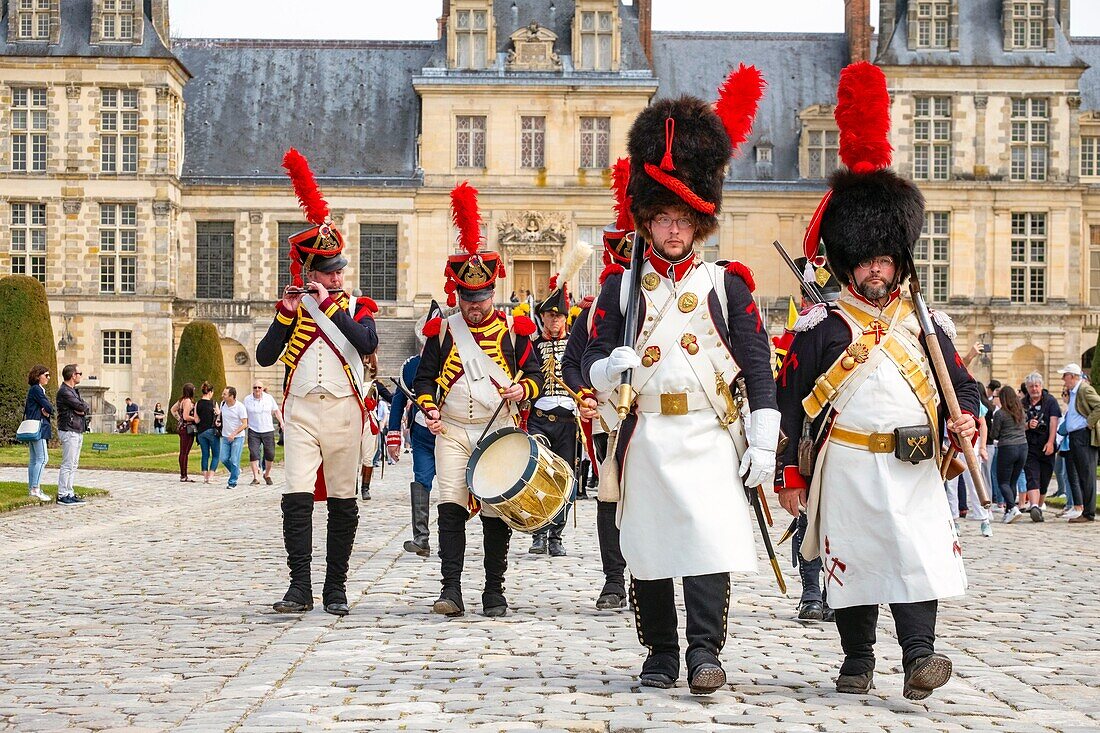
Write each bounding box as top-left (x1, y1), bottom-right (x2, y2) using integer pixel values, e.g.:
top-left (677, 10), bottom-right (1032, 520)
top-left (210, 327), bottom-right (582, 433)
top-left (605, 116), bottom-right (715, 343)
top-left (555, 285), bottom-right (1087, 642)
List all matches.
top-left (319, 394), bottom-right (326, 400)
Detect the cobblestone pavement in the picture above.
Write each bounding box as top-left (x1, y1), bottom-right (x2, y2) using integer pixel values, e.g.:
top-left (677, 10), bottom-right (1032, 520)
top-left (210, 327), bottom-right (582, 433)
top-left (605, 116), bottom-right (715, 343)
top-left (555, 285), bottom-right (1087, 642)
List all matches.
top-left (0, 462), bottom-right (1097, 732)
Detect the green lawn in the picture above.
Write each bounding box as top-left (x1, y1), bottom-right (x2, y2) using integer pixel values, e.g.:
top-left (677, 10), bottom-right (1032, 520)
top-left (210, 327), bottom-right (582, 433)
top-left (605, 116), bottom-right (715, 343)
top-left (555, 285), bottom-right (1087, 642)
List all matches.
top-left (0, 433), bottom-right (283, 474)
top-left (0, 481), bottom-right (107, 513)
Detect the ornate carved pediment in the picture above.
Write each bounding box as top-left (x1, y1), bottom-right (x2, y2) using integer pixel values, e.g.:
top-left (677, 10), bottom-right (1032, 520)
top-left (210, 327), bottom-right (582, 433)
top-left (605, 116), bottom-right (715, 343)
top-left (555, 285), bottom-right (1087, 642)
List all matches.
top-left (497, 210), bottom-right (568, 246)
top-left (506, 22), bottom-right (562, 71)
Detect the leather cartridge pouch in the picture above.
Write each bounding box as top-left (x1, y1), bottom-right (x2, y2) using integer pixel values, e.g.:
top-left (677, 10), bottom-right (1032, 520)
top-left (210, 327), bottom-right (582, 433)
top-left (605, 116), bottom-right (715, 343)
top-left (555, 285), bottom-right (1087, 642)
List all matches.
top-left (894, 424), bottom-right (935, 463)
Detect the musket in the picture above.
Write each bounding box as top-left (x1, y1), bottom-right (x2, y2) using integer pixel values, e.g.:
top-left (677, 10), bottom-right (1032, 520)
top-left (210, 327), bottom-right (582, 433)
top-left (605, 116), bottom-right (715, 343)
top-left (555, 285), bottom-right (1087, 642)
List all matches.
top-left (616, 232), bottom-right (647, 419)
top-left (773, 240), bottom-right (825, 304)
top-left (909, 277), bottom-right (991, 508)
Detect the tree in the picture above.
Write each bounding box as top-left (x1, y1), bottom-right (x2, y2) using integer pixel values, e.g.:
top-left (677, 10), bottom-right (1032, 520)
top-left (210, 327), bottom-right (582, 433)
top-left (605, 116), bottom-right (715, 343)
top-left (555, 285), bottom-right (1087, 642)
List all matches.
top-left (169, 321), bottom-right (226, 432)
top-left (0, 276), bottom-right (58, 445)
top-left (1091, 335), bottom-right (1100, 389)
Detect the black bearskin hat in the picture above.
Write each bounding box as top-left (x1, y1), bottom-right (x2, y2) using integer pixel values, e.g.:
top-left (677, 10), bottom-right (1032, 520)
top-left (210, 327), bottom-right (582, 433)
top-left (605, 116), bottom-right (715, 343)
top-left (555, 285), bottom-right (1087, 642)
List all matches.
top-left (627, 96), bottom-right (730, 242)
top-left (819, 168), bottom-right (924, 285)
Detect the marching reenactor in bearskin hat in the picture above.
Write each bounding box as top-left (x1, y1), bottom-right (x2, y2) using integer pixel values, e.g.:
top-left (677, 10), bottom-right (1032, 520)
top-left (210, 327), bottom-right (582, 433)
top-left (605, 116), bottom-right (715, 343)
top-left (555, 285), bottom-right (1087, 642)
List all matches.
top-left (257, 149), bottom-right (379, 617)
top-left (413, 183), bottom-right (543, 618)
top-left (561, 157), bottom-right (634, 610)
top-left (774, 62), bottom-right (979, 699)
top-left (527, 240), bottom-right (593, 557)
top-left (580, 65), bottom-right (779, 695)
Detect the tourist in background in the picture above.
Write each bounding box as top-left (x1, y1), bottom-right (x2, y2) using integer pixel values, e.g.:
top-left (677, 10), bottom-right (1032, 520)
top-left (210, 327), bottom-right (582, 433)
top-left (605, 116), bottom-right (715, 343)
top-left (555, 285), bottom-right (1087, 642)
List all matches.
top-left (218, 387), bottom-right (248, 490)
top-left (195, 382), bottom-right (220, 484)
top-left (153, 403), bottom-right (166, 434)
top-left (1018, 373), bottom-right (1061, 522)
top-left (171, 383), bottom-right (199, 483)
top-left (244, 381), bottom-right (282, 486)
top-left (125, 397), bottom-right (140, 434)
top-left (24, 365), bottom-right (52, 503)
top-left (55, 364), bottom-right (89, 507)
top-left (994, 386), bottom-right (1030, 523)
top-left (1057, 364), bottom-right (1100, 523)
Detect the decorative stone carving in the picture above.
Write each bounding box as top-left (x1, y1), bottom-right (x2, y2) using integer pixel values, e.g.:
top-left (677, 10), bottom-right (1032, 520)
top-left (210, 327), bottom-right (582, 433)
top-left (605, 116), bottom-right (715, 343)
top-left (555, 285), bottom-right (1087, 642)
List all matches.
top-left (331, 211), bottom-right (345, 225)
top-left (152, 200), bottom-right (174, 219)
top-left (249, 211), bottom-right (263, 224)
top-left (973, 95), bottom-right (988, 110)
top-left (65, 84), bottom-right (80, 100)
top-left (1068, 96), bottom-right (1082, 110)
top-left (506, 23), bottom-right (562, 72)
top-left (62, 198), bottom-right (82, 215)
top-left (497, 210), bottom-right (567, 245)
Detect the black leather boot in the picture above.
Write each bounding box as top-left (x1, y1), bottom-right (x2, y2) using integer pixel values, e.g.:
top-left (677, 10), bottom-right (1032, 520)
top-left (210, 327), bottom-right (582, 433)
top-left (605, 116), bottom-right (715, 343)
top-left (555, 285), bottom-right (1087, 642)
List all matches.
top-left (528, 531), bottom-right (547, 555)
top-left (360, 466), bottom-right (372, 501)
top-left (273, 493), bottom-right (314, 613)
top-left (322, 497), bottom-right (358, 616)
top-left (433, 503), bottom-right (466, 616)
top-left (631, 577), bottom-right (680, 688)
top-left (481, 514), bottom-right (511, 617)
top-left (547, 520), bottom-right (566, 557)
top-left (596, 500), bottom-right (626, 609)
top-left (684, 573), bottom-right (730, 694)
top-left (403, 482), bottom-right (431, 556)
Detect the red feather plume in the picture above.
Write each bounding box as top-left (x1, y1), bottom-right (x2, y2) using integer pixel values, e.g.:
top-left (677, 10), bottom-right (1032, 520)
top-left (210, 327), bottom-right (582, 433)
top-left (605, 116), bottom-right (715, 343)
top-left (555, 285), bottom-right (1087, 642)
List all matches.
top-left (450, 181), bottom-right (482, 255)
top-left (282, 148), bottom-right (329, 225)
top-left (611, 157), bottom-right (634, 231)
top-left (715, 63), bottom-right (766, 156)
top-left (422, 316), bottom-right (442, 338)
top-left (835, 61), bottom-right (893, 174)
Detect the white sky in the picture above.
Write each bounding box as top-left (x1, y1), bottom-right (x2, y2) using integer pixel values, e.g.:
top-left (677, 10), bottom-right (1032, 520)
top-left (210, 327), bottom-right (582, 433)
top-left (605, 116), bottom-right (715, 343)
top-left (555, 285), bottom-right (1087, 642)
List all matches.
top-left (170, 0), bottom-right (1100, 39)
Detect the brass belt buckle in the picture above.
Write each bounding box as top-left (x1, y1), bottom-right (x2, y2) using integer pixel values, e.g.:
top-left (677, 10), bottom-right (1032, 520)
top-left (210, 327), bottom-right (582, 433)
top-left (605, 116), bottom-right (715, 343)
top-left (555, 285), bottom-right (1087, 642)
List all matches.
top-left (869, 432), bottom-right (893, 453)
top-left (660, 392), bottom-right (688, 416)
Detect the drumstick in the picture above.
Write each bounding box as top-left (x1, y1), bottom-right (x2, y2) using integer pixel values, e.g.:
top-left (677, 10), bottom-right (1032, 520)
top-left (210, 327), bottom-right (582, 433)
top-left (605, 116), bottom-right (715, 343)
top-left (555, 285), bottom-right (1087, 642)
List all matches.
top-left (476, 370), bottom-right (524, 446)
top-left (390, 377), bottom-right (447, 435)
top-left (544, 356), bottom-right (611, 433)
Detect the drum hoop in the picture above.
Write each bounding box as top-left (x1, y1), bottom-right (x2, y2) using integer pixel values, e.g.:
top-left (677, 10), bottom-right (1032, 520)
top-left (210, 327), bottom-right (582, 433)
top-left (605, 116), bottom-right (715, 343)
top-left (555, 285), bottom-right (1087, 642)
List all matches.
top-left (466, 426), bottom-right (538, 501)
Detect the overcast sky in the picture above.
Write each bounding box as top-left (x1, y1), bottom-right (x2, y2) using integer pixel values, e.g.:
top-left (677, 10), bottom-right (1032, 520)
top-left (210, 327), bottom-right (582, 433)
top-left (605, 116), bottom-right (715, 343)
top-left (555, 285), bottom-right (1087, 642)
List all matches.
top-left (171, 0), bottom-right (1100, 39)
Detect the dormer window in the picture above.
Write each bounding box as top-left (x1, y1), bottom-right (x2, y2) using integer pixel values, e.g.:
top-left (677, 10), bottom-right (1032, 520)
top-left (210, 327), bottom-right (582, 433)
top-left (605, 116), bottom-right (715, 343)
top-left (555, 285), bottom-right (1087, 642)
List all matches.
top-left (915, 2), bottom-right (949, 48)
top-left (15, 0), bottom-right (51, 41)
top-left (574, 1), bottom-right (619, 72)
top-left (1009, 1), bottom-right (1048, 50)
top-left (454, 7), bottom-right (490, 69)
top-left (102, 0), bottom-right (135, 42)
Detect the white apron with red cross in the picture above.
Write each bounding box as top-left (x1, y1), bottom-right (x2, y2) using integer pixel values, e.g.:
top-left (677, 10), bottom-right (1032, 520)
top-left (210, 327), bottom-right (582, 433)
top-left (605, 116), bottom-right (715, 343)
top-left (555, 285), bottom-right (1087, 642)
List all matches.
top-left (809, 298), bottom-right (967, 609)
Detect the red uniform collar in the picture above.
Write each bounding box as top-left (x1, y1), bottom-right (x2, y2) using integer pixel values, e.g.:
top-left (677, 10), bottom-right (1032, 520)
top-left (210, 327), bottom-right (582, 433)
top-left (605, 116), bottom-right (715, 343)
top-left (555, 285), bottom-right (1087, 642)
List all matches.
top-left (648, 247), bottom-right (696, 283)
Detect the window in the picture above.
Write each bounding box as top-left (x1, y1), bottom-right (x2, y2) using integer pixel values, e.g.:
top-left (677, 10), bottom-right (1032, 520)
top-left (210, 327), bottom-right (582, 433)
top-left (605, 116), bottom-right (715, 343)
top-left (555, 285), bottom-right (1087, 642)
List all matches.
top-left (698, 231), bottom-right (720, 263)
top-left (456, 115), bottom-right (486, 168)
top-left (575, 225), bottom-right (603, 300)
top-left (454, 8), bottom-right (489, 69)
top-left (913, 96), bottom-right (951, 181)
top-left (99, 203), bottom-right (137, 294)
top-left (1082, 136), bottom-right (1099, 177)
top-left (9, 202), bottom-right (46, 284)
top-left (580, 116), bottom-right (610, 169)
top-left (1011, 98), bottom-right (1048, 181)
top-left (1090, 225), bottom-right (1100, 306)
top-left (915, 2), bottom-right (950, 48)
top-left (277, 222), bottom-right (299, 296)
top-left (1012, 1), bottom-right (1047, 49)
top-left (102, 330), bottom-right (132, 365)
top-left (11, 87), bottom-right (47, 173)
top-left (914, 212), bottom-right (950, 303)
top-left (195, 222), bottom-right (235, 299)
top-left (101, 0), bottom-right (135, 41)
top-left (806, 129), bottom-right (839, 178)
top-left (100, 88), bottom-right (139, 173)
top-left (360, 224), bottom-right (398, 301)
top-left (1010, 212), bottom-right (1046, 304)
top-left (520, 116), bottom-right (545, 169)
top-left (577, 10), bottom-right (613, 71)
top-left (16, 0), bottom-right (51, 40)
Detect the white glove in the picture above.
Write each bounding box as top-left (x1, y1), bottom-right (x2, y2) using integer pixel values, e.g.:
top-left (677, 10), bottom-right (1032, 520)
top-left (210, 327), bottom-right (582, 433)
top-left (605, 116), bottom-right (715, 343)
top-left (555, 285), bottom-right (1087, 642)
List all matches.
top-left (589, 346), bottom-right (642, 393)
top-left (739, 407), bottom-right (781, 488)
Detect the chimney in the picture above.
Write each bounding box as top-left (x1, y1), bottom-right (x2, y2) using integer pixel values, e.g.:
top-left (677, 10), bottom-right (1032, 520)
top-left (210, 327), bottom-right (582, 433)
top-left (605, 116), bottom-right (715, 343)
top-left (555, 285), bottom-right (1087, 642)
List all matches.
top-left (1057, 0), bottom-right (1071, 38)
top-left (844, 0), bottom-right (872, 63)
top-left (636, 0), bottom-right (653, 66)
top-left (878, 0), bottom-right (897, 57)
top-left (438, 0), bottom-right (451, 40)
top-left (148, 0), bottom-right (170, 44)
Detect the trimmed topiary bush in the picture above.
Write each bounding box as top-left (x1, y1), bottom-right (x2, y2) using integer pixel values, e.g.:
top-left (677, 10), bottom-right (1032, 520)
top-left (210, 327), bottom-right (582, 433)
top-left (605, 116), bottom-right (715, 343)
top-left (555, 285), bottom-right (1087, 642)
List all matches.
top-left (0, 276), bottom-right (58, 445)
top-left (169, 320), bottom-right (226, 432)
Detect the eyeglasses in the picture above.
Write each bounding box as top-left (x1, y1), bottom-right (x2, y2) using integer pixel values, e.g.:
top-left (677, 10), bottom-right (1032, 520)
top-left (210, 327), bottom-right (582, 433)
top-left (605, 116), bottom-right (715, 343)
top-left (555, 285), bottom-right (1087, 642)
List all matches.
top-left (651, 215), bottom-right (695, 230)
top-left (856, 256), bottom-right (896, 270)
top-left (75, 372), bottom-right (82, 376)
top-left (253, 386), bottom-right (263, 390)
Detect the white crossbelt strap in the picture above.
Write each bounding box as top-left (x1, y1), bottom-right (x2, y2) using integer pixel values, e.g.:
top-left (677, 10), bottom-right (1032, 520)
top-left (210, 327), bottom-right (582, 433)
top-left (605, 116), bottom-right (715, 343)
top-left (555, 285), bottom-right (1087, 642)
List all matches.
top-left (300, 295), bottom-right (366, 403)
top-left (447, 313), bottom-right (513, 411)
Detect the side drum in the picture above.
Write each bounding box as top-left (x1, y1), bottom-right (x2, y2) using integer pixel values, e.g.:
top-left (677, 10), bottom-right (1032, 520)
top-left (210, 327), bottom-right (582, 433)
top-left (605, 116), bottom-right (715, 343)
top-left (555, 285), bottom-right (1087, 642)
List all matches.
top-left (466, 427), bottom-right (574, 534)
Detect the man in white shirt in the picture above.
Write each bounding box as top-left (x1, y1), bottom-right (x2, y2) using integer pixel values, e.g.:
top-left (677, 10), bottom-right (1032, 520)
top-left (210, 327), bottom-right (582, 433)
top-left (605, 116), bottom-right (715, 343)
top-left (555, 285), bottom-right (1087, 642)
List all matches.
top-left (244, 382), bottom-right (284, 486)
top-left (218, 388), bottom-right (249, 490)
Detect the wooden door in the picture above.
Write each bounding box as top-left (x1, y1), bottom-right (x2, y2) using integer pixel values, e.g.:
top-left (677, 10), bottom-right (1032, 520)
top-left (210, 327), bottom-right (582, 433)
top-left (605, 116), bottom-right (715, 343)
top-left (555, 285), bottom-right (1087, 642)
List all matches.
top-left (511, 259), bottom-right (552, 302)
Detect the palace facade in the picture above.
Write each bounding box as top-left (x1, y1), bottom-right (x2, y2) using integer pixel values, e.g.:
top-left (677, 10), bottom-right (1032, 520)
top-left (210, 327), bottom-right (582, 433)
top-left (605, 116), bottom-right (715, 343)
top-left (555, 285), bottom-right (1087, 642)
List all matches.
top-left (1, 0), bottom-right (1099, 419)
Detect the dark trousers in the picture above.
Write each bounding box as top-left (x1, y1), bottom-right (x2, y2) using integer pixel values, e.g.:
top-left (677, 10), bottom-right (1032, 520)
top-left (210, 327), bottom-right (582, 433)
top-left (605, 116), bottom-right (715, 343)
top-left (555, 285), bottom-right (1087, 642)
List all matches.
top-left (833, 600), bottom-right (938, 675)
top-left (791, 512), bottom-right (826, 605)
top-left (527, 406), bottom-right (577, 539)
top-left (591, 433), bottom-right (626, 593)
top-left (1067, 429), bottom-right (1098, 518)
top-left (631, 573), bottom-right (730, 676)
top-left (995, 443), bottom-right (1027, 503)
top-left (177, 430), bottom-right (195, 479)
top-left (1025, 443), bottom-right (1055, 496)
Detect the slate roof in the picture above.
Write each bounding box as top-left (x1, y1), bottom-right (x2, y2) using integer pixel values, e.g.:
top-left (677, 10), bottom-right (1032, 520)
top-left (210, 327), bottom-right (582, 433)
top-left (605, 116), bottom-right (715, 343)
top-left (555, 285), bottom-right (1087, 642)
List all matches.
top-left (174, 39), bottom-right (433, 184)
top-left (1073, 38), bottom-right (1100, 110)
top-left (0, 0), bottom-right (176, 61)
top-left (426, 0), bottom-right (649, 72)
top-left (876, 0), bottom-right (1084, 68)
top-left (652, 31), bottom-right (848, 184)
